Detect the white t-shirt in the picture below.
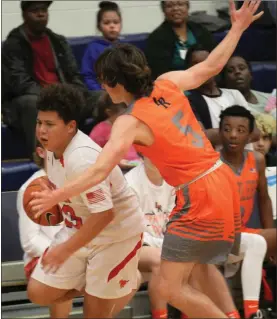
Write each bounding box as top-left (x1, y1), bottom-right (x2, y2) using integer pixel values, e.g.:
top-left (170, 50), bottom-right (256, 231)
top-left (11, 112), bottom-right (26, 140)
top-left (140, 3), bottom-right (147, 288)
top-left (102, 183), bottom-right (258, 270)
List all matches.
top-left (46, 130), bottom-right (145, 246)
top-left (203, 88), bottom-right (253, 150)
top-left (17, 169), bottom-right (63, 266)
top-left (248, 90), bottom-right (271, 116)
top-left (203, 88), bottom-right (250, 129)
top-left (125, 163), bottom-right (175, 247)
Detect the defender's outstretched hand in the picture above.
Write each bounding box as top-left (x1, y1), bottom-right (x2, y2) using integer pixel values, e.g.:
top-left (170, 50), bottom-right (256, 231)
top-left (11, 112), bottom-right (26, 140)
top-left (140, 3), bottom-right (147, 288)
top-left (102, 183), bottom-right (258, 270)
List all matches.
top-left (230, 0), bottom-right (263, 31)
top-left (31, 182), bottom-right (61, 219)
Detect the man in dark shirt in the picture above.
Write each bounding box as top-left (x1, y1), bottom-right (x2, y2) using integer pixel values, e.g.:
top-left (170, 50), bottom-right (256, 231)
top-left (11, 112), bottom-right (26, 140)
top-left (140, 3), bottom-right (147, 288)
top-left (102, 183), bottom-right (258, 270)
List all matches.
top-left (2, 1), bottom-right (99, 158)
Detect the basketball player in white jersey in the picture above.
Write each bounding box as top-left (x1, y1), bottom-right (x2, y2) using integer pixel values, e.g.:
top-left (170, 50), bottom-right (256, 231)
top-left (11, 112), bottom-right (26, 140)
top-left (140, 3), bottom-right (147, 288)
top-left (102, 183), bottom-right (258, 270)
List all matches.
top-left (27, 83), bottom-right (145, 318)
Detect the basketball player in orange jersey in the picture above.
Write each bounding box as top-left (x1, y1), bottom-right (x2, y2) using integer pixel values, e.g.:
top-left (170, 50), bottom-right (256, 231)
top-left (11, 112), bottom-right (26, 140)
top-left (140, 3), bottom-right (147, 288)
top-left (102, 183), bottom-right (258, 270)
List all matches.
top-left (219, 105), bottom-right (277, 318)
top-left (219, 105), bottom-right (277, 319)
top-left (31, 1), bottom-right (263, 318)
top-left (219, 106), bottom-right (276, 258)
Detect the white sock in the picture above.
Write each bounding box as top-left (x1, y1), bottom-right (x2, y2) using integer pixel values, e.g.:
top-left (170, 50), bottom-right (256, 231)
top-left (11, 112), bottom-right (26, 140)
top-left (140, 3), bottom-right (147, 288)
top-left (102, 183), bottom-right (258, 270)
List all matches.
top-left (240, 232), bottom-right (267, 301)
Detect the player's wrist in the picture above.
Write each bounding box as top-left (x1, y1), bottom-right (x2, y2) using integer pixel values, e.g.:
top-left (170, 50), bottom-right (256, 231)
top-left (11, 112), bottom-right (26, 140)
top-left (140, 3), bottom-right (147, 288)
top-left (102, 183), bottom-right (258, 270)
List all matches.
top-left (230, 24), bottom-right (243, 36)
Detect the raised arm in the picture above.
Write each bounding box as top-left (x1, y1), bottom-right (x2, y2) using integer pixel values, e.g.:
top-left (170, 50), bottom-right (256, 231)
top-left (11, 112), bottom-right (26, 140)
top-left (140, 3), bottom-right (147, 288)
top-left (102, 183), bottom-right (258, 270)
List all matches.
top-left (31, 115), bottom-right (139, 216)
top-left (159, 0), bottom-right (263, 91)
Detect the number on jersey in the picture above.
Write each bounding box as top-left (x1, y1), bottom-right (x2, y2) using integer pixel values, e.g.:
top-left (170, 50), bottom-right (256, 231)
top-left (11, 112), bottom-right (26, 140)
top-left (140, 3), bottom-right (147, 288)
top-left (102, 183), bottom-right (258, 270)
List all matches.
top-left (61, 204), bottom-right (83, 229)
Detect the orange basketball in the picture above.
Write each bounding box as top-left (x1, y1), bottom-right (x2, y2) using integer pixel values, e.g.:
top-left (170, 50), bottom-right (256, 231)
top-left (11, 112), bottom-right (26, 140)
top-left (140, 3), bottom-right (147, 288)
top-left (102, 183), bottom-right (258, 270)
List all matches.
top-left (23, 176), bottom-right (63, 226)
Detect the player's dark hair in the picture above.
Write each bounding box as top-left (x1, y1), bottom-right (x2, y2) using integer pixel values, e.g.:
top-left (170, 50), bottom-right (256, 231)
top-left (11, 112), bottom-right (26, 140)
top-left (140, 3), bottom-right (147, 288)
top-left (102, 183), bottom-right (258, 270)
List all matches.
top-left (95, 43), bottom-right (153, 99)
top-left (36, 83), bottom-right (86, 126)
top-left (97, 1), bottom-right (121, 30)
top-left (96, 91), bottom-right (126, 122)
top-left (185, 44), bottom-right (211, 67)
top-left (219, 105), bottom-right (255, 133)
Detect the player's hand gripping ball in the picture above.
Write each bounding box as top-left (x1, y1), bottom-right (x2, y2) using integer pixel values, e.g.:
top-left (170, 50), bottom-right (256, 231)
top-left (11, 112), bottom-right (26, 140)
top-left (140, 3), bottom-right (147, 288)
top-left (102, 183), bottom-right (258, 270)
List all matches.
top-left (23, 176), bottom-right (63, 226)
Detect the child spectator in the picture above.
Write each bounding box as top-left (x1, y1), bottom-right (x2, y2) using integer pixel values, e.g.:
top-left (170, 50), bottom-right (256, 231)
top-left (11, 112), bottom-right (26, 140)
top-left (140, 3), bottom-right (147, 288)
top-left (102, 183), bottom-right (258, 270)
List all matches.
top-left (254, 113), bottom-right (277, 167)
top-left (81, 1), bottom-right (122, 91)
top-left (89, 92), bottom-right (141, 169)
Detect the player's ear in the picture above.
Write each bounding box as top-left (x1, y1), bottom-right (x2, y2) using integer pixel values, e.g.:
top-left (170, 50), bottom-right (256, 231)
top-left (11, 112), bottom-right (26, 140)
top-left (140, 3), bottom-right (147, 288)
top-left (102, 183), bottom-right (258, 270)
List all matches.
top-left (36, 147), bottom-right (45, 159)
top-left (68, 120), bottom-right (77, 134)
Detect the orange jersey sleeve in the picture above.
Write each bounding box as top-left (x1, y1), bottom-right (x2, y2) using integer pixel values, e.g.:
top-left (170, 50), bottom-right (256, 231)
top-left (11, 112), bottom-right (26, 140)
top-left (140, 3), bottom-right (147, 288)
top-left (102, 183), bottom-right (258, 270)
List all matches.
top-left (126, 79), bottom-right (219, 186)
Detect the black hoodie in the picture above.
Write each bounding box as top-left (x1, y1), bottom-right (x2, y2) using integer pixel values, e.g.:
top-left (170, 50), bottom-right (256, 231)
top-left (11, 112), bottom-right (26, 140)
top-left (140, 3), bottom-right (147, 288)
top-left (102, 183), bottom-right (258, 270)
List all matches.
top-left (2, 25), bottom-right (85, 102)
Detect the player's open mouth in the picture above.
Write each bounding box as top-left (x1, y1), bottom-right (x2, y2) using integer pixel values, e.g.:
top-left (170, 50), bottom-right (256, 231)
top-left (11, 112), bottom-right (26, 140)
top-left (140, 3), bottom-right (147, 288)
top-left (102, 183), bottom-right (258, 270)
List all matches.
top-left (40, 138), bottom-right (48, 144)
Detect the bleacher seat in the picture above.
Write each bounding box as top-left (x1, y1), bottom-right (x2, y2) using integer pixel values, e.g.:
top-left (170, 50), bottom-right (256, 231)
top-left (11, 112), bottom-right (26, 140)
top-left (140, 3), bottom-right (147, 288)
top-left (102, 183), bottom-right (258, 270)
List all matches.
top-left (2, 124), bottom-right (29, 160)
top-left (213, 27), bottom-right (276, 62)
top-left (2, 161), bottom-right (39, 192)
top-left (251, 62), bottom-right (276, 93)
top-left (68, 32), bottom-right (149, 69)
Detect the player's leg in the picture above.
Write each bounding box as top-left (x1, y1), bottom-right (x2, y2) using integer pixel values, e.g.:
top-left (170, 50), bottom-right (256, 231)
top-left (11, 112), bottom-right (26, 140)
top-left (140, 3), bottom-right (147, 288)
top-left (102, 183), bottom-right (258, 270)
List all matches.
top-left (239, 232), bottom-right (267, 318)
top-left (28, 279), bottom-right (73, 306)
top-left (84, 234), bottom-right (143, 318)
top-left (49, 300), bottom-right (73, 319)
top-left (83, 281), bottom-right (139, 318)
top-left (139, 246), bottom-right (168, 318)
top-left (152, 259), bottom-right (227, 318)
top-left (153, 164), bottom-right (239, 318)
top-left (189, 264), bottom-right (240, 318)
top-left (28, 245), bottom-right (86, 305)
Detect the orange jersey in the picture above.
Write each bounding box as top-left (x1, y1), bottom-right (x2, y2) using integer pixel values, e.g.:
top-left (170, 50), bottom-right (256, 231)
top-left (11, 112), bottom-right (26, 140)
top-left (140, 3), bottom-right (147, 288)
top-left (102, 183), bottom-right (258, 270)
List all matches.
top-left (127, 79), bottom-right (219, 186)
top-left (222, 151), bottom-right (259, 227)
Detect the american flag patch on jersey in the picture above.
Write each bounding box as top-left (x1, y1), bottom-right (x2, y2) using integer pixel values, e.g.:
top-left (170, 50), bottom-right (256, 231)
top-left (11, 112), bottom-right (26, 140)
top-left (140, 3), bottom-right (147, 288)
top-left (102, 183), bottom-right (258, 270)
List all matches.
top-left (86, 189), bottom-right (105, 204)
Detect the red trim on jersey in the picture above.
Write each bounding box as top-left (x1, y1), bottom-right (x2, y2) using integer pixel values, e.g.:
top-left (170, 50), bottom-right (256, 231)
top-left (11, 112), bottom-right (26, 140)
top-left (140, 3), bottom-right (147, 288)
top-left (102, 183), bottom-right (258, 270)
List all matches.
top-left (107, 234), bottom-right (142, 282)
top-left (24, 257), bottom-right (40, 280)
top-left (60, 156), bottom-right (64, 167)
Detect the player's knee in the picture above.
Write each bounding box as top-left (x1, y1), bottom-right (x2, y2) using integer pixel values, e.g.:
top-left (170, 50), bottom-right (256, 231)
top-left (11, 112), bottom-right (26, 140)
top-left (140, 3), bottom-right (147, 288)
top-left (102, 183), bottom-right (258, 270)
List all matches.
top-left (155, 276), bottom-right (180, 302)
top-left (254, 234), bottom-right (267, 256)
top-left (27, 281), bottom-right (51, 306)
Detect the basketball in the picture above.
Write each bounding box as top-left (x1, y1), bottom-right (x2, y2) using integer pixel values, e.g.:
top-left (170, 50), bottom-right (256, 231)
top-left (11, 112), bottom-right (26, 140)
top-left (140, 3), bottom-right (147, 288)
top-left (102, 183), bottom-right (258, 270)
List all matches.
top-left (23, 176), bottom-right (63, 226)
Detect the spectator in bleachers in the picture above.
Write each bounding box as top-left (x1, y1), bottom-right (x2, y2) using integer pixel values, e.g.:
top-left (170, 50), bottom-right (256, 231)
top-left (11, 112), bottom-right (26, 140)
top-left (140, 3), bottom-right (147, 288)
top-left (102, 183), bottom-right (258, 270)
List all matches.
top-left (2, 1), bottom-right (96, 159)
top-left (223, 56), bottom-right (272, 116)
top-left (145, 0), bottom-right (215, 79)
top-left (81, 1), bottom-right (122, 91)
top-left (254, 113), bottom-right (277, 167)
top-left (89, 92), bottom-right (141, 170)
top-left (184, 45), bottom-right (259, 148)
top-left (17, 140), bottom-right (72, 318)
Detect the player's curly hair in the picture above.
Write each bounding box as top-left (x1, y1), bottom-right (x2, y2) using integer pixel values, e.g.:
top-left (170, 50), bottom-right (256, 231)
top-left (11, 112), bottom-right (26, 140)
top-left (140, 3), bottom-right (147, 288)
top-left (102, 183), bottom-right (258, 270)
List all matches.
top-left (36, 83), bottom-right (86, 126)
top-left (255, 113), bottom-right (276, 137)
top-left (95, 43), bottom-right (154, 99)
top-left (219, 105), bottom-right (255, 133)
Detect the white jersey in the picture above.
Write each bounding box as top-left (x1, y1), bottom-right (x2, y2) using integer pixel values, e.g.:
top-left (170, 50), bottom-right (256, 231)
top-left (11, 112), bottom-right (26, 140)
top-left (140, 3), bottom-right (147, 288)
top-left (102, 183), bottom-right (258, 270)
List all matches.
top-left (46, 130), bottom-right (145, 246)
top-left (17, 169), bottom-right (63, 266)
top-left (125, 163), bottom-right (175, 246)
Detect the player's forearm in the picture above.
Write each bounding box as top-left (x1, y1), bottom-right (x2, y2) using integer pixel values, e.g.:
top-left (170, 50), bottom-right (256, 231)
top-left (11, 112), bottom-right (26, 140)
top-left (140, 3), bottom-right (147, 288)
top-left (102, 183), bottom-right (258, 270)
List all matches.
top-left (63, 211), bottom-right (114, 254)
top-left (259, 201), bottom-right (274, 228)
top-left (204, 26), bottom-right (243, 76)
top-left (205, 128), bottom-right (221, 146)
top-left (54, 164), bottom-right (108, 203)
